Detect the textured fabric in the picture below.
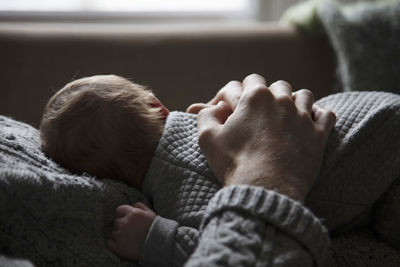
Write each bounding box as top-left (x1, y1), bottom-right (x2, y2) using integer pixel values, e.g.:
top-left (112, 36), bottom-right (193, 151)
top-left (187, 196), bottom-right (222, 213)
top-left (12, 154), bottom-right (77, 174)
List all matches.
top-left (318, 1), bottom-right (400, 94)
top-left (308, 91), bottom-right (400, 234)
top-left (372, 178), bottom-right (400, 248)
top-left (142, 112), bottom-right (218, 228)
top-left (142, 91), bottom-right (400, 266)
top-left (283, 0), bottom-right (400, 94)
top-left (330, 228), bottom-right (400, 267)
top-left (140, 216), bottom-right (179, 267)
top-left (2, 91), bottom-right (400, 266)
top-left (0, 116), bottom-right (147, 266)
top-left (186, 185), bottom-right (330, 267)
top-left (0, 255), bottom-right (34, 267)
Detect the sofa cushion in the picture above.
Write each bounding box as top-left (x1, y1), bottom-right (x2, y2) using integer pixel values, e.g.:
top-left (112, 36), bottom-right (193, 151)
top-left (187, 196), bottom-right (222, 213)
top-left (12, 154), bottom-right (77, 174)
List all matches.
top-left (318, 1), bottom-right (400, 93)
top-left (283, 0), bottom-right (400, 94)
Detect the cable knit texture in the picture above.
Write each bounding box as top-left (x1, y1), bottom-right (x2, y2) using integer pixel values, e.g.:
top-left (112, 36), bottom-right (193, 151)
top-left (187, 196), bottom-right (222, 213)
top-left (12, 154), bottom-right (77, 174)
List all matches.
top-left (199, 185), bottom-right (331, 266)
top-left (186, 185), bottom-right (330, 267)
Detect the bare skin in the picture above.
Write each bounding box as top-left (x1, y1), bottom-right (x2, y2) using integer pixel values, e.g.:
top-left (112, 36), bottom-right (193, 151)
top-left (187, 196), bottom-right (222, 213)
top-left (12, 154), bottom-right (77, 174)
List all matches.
top-left (107, 202), bottom-right (156, 261)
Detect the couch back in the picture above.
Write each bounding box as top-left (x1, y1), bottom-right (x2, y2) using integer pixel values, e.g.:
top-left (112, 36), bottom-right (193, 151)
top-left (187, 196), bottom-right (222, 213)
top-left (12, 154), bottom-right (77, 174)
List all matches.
top-left (0, 22), bottom-right (337, 128)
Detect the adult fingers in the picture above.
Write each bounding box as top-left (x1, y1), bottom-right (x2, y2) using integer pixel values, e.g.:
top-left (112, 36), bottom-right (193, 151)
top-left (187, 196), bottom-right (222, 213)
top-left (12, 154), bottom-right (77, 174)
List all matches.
top-left (209, 81), bottom-right (243, 111)
top-left (197, 101), bottom-right (231, 148)
top-left (313, 105), bottom-right (337, 143)
top-left (269, 80), bottom-right (292, 97)
top-left (186, 103), bottom-right (211, 114)
top-left (293, 89), bottom-right (314, 117)
top-left (243, 74), bottom-right (267, 92)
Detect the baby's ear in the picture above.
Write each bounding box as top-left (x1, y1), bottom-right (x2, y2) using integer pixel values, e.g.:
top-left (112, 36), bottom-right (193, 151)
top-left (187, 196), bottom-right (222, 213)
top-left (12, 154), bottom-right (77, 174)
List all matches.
top-left (149, 93), bottom-right (169, 120)
top-left (148, 93), bottom-right (162, 108)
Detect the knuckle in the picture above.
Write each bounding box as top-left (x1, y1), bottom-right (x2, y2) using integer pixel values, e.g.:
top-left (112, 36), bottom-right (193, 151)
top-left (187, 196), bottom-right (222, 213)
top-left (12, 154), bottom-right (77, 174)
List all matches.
top-left (116, 205), bottom-right (126, 214)
top-left (276, 95), bottom-right (295, 112)
top-left (197, 107), bottom-right (210, 119)
top-left (245, 73), bottom-right (260, 80)
top-left (252, 83), bottom-right (269, 92)
top-left (276, 94), bottom-right (293, 105)
top-left (227, 80), bottom-right (241, 88)
top-left (126, 210), bottom-right (142, 221)
top-left (242, 84), bottom-right (272, 103)
top-left (298, 89), bottom-right (314, 100)
top-left (298, 110), bottom-right (311, 120)
top-left (243, 73), bottom-right (265, 84)
top-left (221, 81), bottom-right (241, 95)
top-left (249, 73), bottom-right (261, 79)
top-left (273, 80), bottom-right (292, 88)
top-left (198, 127), bottom-right (215, 148)
top-left (248, 84), bottom-right (269, 98)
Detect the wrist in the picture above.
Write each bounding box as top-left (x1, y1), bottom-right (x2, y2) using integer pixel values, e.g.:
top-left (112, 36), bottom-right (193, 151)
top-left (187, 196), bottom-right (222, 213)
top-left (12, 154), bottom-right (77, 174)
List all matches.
top-left (139, 216), bottom-right (179, 267)
top-left (225, 160), bottom-right (307, 203)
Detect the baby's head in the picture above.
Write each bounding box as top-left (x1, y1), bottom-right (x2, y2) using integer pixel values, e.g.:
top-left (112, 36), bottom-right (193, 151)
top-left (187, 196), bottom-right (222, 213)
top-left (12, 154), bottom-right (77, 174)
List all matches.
top-left (40, 75), bottom-right (168, 189)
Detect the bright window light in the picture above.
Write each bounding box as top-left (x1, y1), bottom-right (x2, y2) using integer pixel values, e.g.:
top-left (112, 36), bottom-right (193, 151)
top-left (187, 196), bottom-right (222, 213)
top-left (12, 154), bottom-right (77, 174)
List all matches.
top-left (0, 0), bottom-right (250, 12)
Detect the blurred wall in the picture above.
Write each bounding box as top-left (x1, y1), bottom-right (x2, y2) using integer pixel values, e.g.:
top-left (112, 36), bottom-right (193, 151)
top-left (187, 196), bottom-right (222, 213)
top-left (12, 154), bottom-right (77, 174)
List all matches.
top-left (0, 22), bottom-right (337, 128)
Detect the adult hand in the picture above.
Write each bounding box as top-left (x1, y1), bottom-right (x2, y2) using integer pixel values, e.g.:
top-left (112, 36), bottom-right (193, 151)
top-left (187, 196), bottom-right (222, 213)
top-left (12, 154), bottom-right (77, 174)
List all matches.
top-left (186, 80), bottom-right (243, 114)
top-left (197, 74), bottom-right (336, 203)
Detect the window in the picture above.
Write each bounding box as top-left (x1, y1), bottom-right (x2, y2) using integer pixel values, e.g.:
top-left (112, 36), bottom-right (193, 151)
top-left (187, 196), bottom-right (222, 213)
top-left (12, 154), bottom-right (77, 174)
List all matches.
top-left (0, 0), bottom-right (303, 22)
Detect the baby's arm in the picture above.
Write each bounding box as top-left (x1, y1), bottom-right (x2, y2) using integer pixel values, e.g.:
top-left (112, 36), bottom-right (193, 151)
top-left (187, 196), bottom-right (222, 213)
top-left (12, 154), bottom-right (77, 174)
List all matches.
top-left (107, 203), bottom-right (199, 267)
top-left (107, 202), bottom-right (156, 261)
top-left (139, 216), bottom-right (199, 267)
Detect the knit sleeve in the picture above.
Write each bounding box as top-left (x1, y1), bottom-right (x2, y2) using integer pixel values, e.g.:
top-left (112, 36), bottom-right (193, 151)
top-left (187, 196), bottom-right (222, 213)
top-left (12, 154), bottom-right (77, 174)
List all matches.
top-left (139, 216), bottom-right (199, 267)
top-left (185, 185), bottom-right (331, 267)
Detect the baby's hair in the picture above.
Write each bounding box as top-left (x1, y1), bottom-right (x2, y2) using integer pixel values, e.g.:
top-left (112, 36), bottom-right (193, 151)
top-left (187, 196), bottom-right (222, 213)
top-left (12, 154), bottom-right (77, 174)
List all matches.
top-left (40, 75), bottom-right (164, 188)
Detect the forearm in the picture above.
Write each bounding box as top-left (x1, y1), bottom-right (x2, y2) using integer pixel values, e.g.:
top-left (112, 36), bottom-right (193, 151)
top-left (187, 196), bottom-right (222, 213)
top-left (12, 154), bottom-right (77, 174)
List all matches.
top-left (185, 185), bottom-right (331, 267)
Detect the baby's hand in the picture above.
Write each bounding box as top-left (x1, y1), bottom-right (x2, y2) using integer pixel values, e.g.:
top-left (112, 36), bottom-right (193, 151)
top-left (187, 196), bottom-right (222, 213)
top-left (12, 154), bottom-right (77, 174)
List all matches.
top-left (107, 202), bottom-right (156, 261)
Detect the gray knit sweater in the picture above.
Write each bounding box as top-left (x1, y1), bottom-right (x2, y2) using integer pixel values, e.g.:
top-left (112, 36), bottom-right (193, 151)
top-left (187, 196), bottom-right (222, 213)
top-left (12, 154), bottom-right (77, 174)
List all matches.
top-left (140, 91), bottom-right (400, 267)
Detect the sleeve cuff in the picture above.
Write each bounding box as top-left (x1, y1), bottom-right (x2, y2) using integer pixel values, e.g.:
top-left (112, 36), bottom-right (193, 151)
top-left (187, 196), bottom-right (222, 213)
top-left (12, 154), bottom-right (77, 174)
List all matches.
top-left (201, 185), bottom-right (331, 267)
top-left (139, 215), bottom-right (179, 267)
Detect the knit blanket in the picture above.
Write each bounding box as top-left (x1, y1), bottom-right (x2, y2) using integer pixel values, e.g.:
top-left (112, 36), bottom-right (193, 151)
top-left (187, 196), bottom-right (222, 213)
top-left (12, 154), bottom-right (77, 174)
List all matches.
top-left (1, 92), bottom-right (400, 266)
top-left (0, 115), bottom-right (147, 266)
top-left (282, 0), bottom-right (400, 94)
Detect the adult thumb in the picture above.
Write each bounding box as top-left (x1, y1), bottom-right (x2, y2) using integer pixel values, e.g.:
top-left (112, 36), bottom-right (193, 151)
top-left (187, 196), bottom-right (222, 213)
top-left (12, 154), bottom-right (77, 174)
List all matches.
top-left (197, 101), bottom-right (231, 149)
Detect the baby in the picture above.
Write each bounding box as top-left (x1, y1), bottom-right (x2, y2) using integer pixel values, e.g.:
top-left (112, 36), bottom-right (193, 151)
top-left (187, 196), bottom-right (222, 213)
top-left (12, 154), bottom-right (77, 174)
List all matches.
top-left (40, 75), bottom-right (400, 266)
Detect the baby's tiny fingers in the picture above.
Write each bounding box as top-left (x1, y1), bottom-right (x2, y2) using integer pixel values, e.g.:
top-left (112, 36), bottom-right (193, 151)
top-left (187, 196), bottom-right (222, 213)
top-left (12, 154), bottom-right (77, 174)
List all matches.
top-left (107, 238), bottom-right (117, 251)
top-left (113, 219), bottom-right (123, 231)
top-left (133, 202), bottom-right (149, 211)
top-left (116, 205), bottom-right (132, 217)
